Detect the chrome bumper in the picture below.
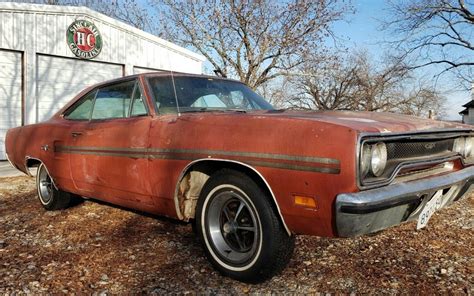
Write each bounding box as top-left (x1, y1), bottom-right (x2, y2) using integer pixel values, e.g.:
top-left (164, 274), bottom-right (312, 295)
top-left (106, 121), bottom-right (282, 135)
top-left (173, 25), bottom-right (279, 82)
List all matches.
top-left (335, 166), bottom-right (474, 237)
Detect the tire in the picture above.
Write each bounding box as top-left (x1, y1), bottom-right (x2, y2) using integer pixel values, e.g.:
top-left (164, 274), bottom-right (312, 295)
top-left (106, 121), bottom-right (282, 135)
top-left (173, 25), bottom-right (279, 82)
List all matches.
top-left (36, 163), bottom-right (73, 210)
top-left (195, 169), bottom-right (295, 283)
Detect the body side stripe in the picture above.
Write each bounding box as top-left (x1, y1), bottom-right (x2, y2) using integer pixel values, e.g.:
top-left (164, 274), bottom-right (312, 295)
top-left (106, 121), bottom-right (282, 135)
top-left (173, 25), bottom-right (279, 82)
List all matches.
top-left (56, 145), bottom-right (341, 174)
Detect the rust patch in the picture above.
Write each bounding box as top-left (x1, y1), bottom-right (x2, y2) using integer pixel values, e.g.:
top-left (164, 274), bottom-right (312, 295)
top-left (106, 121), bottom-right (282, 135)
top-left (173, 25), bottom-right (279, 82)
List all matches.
top-left (178, 171), bottom-right (209, 220)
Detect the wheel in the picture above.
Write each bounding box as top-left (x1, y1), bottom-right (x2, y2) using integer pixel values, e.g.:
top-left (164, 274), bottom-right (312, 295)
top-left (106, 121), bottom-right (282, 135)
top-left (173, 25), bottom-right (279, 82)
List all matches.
top-left (195, 169), bottom-right (295, 283)
top-left (36, 163), bottom-right (73, 210)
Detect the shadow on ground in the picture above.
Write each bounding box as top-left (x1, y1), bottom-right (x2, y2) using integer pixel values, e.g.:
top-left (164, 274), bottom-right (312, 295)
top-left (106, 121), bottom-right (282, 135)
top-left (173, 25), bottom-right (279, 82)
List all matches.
top-left (0, 176), bottom-right (472, 294)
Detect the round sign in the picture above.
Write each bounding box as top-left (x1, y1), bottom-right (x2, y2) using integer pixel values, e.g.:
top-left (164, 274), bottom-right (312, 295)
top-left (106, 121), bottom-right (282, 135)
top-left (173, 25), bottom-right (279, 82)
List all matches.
top-left (67, 20), bottom-right (102, 59)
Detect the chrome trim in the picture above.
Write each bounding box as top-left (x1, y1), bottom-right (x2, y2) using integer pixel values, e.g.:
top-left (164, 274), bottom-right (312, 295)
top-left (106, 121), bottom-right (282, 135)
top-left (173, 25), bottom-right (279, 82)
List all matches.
top-left (23, 156), bottom-right (36, 177)
top-left (356, 129), bottom-right (474, 190)
top-left (393, 162), bottom-right (454, 183)
top-left (5, 152), bottom-right (17, 170)
top-left (336, 165), bottom-right (474, 237)
top-left (358, 128), bottom-right (474, 140)
top-left (174, 158), bottom-right (292, 236)
top-left (361, 154), bottom-right (461, 188)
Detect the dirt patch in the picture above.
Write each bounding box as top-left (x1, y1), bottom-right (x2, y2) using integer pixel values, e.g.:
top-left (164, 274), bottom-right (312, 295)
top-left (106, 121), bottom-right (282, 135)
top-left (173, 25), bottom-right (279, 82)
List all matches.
top-left (0, 176), bottom-right (472, 294)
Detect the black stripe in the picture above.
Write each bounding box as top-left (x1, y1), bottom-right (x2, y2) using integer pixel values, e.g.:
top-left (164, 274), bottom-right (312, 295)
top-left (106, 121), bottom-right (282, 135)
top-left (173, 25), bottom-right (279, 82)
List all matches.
top-left (56, 145), bottom-right (340, 174)
top-left (57, 145), bottom-right (339, 165)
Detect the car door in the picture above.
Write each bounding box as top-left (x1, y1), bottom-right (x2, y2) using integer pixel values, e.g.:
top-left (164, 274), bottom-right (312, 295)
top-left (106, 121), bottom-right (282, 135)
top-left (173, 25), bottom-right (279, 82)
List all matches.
top-left (65, 79), bottom-right (153, 206)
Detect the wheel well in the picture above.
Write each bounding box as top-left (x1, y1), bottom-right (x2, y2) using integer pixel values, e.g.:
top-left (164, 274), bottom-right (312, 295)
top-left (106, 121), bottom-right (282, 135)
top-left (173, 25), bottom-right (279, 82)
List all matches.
top-left (175, 159), bottom-right (291, 235)
top-left (26, 158), bottom-right (41, 167)
top-left (25, 157), bottom-right (42, 176)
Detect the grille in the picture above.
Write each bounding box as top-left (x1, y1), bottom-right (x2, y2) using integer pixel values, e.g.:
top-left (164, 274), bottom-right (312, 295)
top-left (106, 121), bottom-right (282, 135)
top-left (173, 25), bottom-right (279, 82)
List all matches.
top-left (360, 134), bottom-right (463, 188)
top-left (386, 138), bottom-right (454, 160)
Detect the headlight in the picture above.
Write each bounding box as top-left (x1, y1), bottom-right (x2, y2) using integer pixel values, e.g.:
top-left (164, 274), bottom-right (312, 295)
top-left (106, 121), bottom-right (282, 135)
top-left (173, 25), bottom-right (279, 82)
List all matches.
top-left (453, 137), bottom-right (466, 156)
top-left (453, 137), bottom-right (474, 158)
top-left (360, 143), bottom-right (371, 177)
top-left (370, 142), bottom-right (387, 177)
top-left (464, 137), bottom-right (474, 158)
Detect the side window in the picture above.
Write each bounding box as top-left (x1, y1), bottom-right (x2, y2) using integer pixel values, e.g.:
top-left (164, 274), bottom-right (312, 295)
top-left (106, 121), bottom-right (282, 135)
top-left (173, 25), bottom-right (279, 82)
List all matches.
top-left (91, 80), bottom-right (135, 120)
top-left (130, 84), bottom-right (148, 117)
top-left (64, 90), bottom-right (96, 120)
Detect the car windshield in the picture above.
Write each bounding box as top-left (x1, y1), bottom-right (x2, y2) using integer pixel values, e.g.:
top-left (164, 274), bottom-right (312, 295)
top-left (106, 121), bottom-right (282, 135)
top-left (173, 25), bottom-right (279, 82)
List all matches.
top-left (147, 76), bottom-right (274, 114)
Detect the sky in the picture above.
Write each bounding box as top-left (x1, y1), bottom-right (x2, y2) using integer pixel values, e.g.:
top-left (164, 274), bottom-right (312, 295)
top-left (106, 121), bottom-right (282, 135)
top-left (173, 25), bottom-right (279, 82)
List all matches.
top-left (25, 0), bottom-right (468, 120)
top-left (331, 0), bottom-right (471, 121)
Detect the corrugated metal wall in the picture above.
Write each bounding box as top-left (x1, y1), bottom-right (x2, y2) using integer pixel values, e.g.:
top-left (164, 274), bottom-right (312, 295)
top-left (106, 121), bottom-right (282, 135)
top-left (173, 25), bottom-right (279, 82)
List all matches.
top-left (0, 49), bottom-right (22, 158)
top-left (0, 2), bottom-right (205, 159)
top-left (0, 4), bottom-right (203, 72)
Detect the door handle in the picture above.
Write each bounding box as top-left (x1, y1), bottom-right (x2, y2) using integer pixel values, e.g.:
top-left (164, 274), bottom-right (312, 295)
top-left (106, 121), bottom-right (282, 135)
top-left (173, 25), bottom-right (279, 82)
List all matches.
top-left (71, 131), bottom-right (83, 138)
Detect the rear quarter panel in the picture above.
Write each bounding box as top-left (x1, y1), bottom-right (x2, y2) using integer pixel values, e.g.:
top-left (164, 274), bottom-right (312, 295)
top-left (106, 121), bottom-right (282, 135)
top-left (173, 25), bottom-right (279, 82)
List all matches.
top-left (5, 120), bottom-right (74, 190)
top-left (6, 124), bottom-right (50, 174)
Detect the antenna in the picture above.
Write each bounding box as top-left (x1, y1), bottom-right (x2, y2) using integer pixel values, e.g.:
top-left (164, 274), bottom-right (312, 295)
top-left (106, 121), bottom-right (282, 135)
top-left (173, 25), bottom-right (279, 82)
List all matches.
top-left (166, 49), bottom-right (181, 117)
top-left (169, 66), bottom-right (181, 117)
top-left (163, 28), bottom-right (181, 116)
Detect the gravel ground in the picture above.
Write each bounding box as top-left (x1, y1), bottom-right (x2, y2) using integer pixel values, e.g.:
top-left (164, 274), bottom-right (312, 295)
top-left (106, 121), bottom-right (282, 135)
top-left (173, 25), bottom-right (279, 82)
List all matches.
top-left (0, 176), bottom-right (473, 294)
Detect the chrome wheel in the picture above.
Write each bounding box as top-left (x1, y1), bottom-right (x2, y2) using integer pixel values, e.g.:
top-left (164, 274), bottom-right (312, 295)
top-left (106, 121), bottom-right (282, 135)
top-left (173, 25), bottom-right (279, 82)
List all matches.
top-left (204, 185), bottom-right (261, 267)
top-left (196, 169), bottom-right (295, 282)
top-left (38, 164), bottom-right (53, 205)
top-left (36, 163), bottom-right (73, 210)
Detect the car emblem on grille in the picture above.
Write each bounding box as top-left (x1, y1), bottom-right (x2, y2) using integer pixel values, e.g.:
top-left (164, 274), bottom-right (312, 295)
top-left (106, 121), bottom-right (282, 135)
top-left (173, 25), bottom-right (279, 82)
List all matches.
top-left (424, 143), bottom-right (436, 149)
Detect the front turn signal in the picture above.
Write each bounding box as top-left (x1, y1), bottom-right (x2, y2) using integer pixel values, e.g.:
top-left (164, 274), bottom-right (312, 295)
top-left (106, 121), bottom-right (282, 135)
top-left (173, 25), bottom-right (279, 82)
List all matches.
top-left (294, 195), bottom-right (317, 209)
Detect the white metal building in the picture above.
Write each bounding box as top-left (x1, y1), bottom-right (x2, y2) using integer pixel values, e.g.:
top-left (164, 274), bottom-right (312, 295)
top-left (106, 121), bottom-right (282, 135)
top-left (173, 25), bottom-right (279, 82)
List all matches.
top-left (0, 2), bottom-right (205, 159)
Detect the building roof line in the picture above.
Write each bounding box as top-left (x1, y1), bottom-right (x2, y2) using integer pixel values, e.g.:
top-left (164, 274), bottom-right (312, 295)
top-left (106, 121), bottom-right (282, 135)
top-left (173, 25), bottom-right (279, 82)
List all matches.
top-left (462, 100), bottom-right (474, 108)
top-left (0, 2), bottom-right (206, 62)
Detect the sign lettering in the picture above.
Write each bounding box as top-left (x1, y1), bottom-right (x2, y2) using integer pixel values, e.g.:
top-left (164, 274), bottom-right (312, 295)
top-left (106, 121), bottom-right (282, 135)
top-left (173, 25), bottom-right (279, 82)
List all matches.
top-left (67, 20), bottom-right (102, 59)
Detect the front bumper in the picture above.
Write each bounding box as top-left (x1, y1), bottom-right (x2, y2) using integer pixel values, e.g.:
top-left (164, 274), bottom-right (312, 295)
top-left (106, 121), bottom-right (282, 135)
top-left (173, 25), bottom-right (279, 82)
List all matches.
top-left (335, 166), bottom-right (474, 237)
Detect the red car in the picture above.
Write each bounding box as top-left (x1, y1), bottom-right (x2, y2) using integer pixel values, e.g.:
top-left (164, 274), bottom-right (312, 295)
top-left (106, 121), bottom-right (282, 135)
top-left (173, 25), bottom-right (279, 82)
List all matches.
top-left (5, 72), bottom-right (474, 282)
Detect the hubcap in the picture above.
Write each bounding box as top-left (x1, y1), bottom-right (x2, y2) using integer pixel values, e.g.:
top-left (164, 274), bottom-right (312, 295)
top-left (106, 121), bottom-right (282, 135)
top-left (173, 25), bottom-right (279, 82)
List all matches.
top-left (206, 188), bottom-right (260, 266)
top-left (38, 166), bottom-right (53, 204)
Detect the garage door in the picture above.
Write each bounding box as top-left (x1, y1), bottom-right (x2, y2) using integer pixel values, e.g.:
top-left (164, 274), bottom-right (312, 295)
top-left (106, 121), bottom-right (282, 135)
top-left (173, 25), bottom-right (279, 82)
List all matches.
top-left (133, 66), bottom-right (163, 74)
top-left (0, 50), bottom-right (22, 160)
top-left (36, 55), bottom-right (123, 122)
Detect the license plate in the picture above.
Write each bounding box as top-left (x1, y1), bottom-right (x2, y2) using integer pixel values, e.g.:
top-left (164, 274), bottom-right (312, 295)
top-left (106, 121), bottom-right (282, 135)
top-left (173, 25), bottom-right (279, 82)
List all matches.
top-left (417, 190), bottom-right (444, 229)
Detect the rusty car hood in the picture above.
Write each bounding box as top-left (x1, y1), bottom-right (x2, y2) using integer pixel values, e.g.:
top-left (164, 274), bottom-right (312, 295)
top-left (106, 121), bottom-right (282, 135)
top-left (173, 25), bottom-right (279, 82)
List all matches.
top-left (258, 110), bottom-right (470, 134)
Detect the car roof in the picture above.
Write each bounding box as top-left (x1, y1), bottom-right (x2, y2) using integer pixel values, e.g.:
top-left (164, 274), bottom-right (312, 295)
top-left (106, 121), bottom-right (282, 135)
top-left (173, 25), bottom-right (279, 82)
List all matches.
top-left (92, 71), bottom-right (244, 89)
top-left (53, 71), bottom-right (246, 119)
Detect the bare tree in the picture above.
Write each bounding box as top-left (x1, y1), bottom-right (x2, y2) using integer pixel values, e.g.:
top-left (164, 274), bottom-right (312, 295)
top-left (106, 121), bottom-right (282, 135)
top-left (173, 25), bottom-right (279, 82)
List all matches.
top-left (350, 52), bottom-right (410, 112)
top-left (396, 84), bottom-right (446, 118)
top-left (384, 0), bottom-right (474, 89)
top-left (22, 0), bottom-right (155, 32)
top-left (154, 0), bottom-right (350, 89)
top-left (286, 50), bottom-right (446, 118)
top-left (286, 57), bottom-right (358, 110)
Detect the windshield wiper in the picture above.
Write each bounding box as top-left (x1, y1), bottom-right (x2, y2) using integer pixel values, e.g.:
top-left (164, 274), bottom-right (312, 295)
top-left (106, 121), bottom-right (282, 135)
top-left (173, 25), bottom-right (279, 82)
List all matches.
top-left (179, 108), bottom-right (210, 113)
top-left (224, 108), bottom-right (247, 113)
top-left (180, 108), bottom-right (247, 113)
